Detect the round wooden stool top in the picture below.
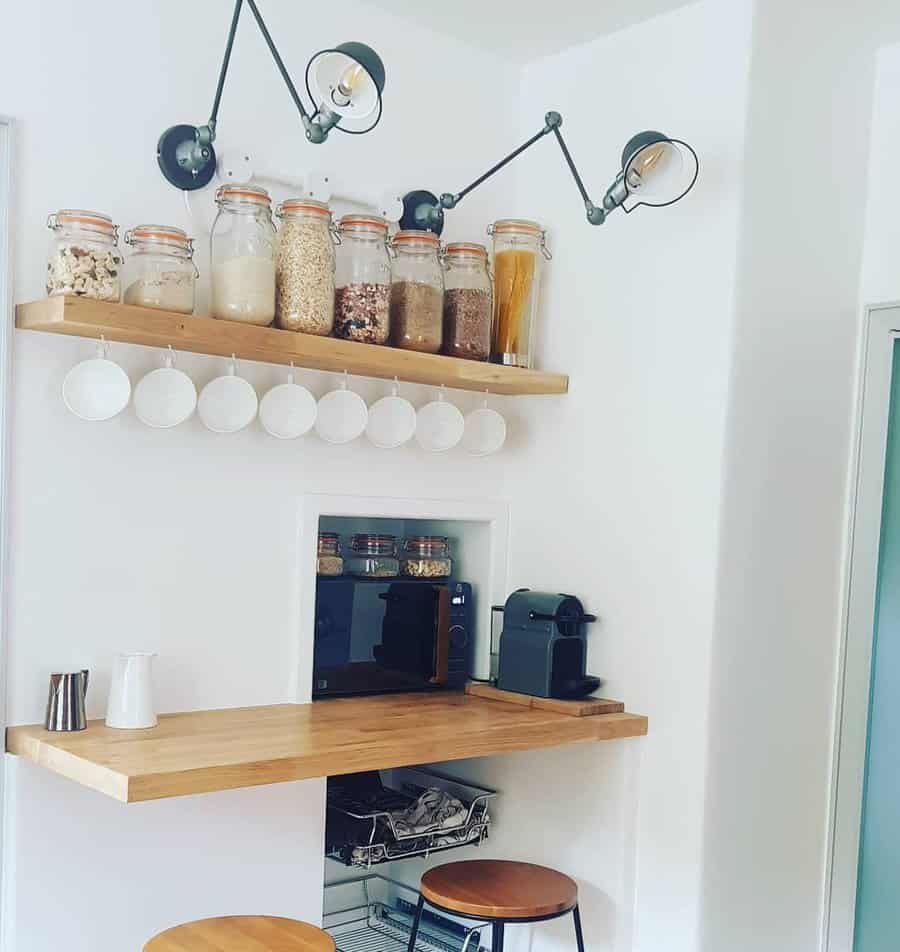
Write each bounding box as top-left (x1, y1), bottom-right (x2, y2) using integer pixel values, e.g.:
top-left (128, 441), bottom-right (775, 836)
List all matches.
top-left (421, 860), bottom-right (579, 920)
top-left (143, 916), bottom-right (335, 952)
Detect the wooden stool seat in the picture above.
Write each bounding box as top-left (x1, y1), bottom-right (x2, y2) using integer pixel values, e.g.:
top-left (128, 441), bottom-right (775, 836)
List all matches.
top-left (144, 916), bottom-right (335, 952)
top-left (421, 860), bottom-right (579, 920)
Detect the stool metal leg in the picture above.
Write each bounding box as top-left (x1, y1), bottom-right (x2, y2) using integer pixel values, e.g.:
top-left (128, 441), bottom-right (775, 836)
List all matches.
top-left (407, 895), bottom-right (425, 952)
top-left (572, 905), bottom-right (585, 952)
top-left (491, 921), bottom-right (505, 952)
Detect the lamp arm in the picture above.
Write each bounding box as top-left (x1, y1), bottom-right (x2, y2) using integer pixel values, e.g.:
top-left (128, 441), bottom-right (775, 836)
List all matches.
top-left (549, 125), bottom-right (608, 225)
top-left (448, 123), bottom-right (554, 207)
top-left (439, 113), bottom-right (609, 226)
top-left (206, 0), bottom-right (244, 138)
top-left (202, 0), bottom-right (313, 147)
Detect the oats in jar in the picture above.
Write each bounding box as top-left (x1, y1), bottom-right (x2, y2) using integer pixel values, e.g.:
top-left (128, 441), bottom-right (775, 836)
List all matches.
top-left (275, 200), bottom-right (335, 335)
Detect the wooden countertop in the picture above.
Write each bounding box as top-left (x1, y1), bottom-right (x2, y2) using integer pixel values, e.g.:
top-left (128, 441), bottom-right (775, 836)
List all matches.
top-left (5, 692), bottom-right (647, 803)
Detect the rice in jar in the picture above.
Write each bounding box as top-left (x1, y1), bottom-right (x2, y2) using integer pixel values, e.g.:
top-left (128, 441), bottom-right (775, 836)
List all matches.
top-left (210, 185), bottom-right (276, 325)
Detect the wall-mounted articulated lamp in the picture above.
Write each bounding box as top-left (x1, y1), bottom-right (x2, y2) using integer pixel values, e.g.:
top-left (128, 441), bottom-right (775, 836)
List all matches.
top-left (400, 112), bottom-right (699, 235)
top-left (157, 0), bottom-right (386, 191)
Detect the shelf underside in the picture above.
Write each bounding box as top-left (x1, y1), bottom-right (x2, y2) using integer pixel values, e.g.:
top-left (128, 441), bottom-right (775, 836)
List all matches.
top-left (6, 692), bottom-right (647, 803)
top-left (15, 296), bottom-right (569, 396)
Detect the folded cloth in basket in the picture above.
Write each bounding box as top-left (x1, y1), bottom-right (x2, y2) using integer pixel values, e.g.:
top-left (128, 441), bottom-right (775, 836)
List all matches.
top-left (349, 813), bottom-right (489, 866)
top-left (390, 787), bottom-right (468, 837)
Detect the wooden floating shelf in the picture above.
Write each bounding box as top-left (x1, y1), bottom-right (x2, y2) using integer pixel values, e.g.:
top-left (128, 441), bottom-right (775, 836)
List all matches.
top-left (5, 691), bottom-right (647, 803)
top-left (15, 296), bottom-right (569, 396)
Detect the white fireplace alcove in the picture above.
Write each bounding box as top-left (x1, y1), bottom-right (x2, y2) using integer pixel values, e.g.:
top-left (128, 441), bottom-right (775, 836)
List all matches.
top-left (294, 494), bottom-right (510, 702)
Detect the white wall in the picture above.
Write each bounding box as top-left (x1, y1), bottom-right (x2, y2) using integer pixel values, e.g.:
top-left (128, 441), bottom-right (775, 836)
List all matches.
top-left (0, 2), bottom-right (521, 949)
top-left (860, 42), bottom-right (900, 306)
top-left (701, 6), bottom-right (900, 952)
top-left (465, 4), bottom-right (753, 951)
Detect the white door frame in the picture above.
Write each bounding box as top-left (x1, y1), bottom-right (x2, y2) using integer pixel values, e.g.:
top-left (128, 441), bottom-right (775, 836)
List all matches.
top-left (0, 115), bottom-right (14, 952)
top-left (824, 302), bottom-right (900, 952)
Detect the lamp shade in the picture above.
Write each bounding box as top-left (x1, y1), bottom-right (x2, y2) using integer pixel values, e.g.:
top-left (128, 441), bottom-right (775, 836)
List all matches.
top-left (307, 41), bottom-right (385, 124)
top-left (620, 131), bottom-right (698, 208)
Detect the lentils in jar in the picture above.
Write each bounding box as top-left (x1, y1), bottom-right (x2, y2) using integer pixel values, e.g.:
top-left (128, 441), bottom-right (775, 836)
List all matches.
top-left (275, 199), bottom-right (336, 335)
top-left (334, 215), bottom-right (392, 344)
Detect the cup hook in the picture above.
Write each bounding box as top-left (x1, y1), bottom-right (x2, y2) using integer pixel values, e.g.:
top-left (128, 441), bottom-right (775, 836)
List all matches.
top-left (483, 388), bottom-right (490, 410)
top-left (229, 353), bottom-right (237, 376)
top-left (391, 376), bottom-right (400, 398)
top-left (288, 361), bottom-right (295, 386)
top-left (163, 344), bottom-right (175, 369)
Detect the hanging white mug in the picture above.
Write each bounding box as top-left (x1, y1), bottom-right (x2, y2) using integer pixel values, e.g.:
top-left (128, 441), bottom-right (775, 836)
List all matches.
top-left (462, 395), bottom-right (507, 456)
top-left (415, 387), bottom-right (465, 453)
top-left (366, 378), bottom-right (416, 449)
top-left (105, 652), bottom-right (158, 730)
top-left (198, 355), bottom-right (259, 434)
top-left (133, 346), bottom-right (197, 429)
top-left (315, 371), bottom-right (368, 445)
top-left (62, 336), bottom-right (131, 422)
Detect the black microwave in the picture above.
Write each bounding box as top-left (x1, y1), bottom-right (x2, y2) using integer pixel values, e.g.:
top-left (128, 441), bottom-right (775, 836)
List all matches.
top-left (313, 578), bottom-right (473, 699)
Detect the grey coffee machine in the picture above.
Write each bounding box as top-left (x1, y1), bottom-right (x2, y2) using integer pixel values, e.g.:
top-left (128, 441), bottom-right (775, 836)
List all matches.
top-left (496, 590), bottom-right (601, 699)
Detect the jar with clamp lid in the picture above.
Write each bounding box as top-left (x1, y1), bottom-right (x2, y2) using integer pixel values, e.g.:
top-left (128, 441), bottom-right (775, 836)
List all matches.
top-left (211, 185), bottom-right (276, 325)
top-left (345, 533), bottom-right (399, 577)
top-left (317, 532), bottom-right (344, 577)
top-left (275, 198), bottom-right (336, 335)
top-left (47, 209), bottom-right (122, 301)
top-left (123, 224), bottom-right (197, 314)
top-left (442, 242), bottom-right (492, 361)
top-left (489, 218), bottom-right (550, 369)
top-left (390, 230), bottom-right (444, 353)
top-left (400, 536), bottom-right (453, 579)
top-left (334, 215), bottom-right (392, 344)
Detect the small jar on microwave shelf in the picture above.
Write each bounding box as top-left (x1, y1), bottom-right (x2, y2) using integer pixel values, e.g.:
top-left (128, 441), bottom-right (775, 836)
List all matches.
top-left (317, 532), bottom-right (344, 577)
top-left (345, 533), bottom-right (399, 578)
top-left (400, 536), bottom-right (453, 579)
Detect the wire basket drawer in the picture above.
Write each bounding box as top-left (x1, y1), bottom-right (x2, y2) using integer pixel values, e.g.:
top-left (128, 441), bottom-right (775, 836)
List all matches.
top-left (326, 766), bottom-right (496, 869)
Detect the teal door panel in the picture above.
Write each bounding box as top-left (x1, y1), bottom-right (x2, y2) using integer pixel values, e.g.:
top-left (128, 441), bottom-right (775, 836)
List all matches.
top-left (855, 341), bottom-right (900, 951)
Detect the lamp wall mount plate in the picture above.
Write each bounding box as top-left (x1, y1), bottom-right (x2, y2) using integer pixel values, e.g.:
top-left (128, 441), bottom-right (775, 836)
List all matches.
top-left (158, 125), bottom-right (217, 191)
top-left (215, 151), bottom-right (405, 222)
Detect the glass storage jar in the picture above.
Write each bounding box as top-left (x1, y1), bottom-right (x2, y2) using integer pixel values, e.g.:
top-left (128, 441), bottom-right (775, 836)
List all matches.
top-left (334, 215), bottom-right (392, 344)
top-left (275, 198), bottom-right (336, 335)
top-left (442, 243), bottom-right (492, 361)
top-left (122, 224), bottom-right (197, 314)
top-left (47, 209), bottom-right (122, 301)
top-left (489, 218), bottom-right (550, 369)
top-left (389, 230), bottom-right (444, 353)
top-left (317, 532), bottom-right (344, 576)
top-left (400, 536), bottom-right (452, 579)
top-left (210, 185), bottom-right (276, 325)
top-left (345, 533), bottom-right (399, 577)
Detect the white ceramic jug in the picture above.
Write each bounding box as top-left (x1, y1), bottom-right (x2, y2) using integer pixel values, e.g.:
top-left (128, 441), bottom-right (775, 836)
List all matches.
top-left (105, 652), bottom-right (157, 730)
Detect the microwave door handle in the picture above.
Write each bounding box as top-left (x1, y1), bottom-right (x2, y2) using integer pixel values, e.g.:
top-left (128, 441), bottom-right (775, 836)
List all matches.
top-left (430, 586), bottom-right (451, 685)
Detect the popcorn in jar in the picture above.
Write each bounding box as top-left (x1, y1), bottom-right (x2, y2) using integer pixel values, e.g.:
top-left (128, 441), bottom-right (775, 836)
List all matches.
top-left (47, 209), bottom-right (122, 301)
